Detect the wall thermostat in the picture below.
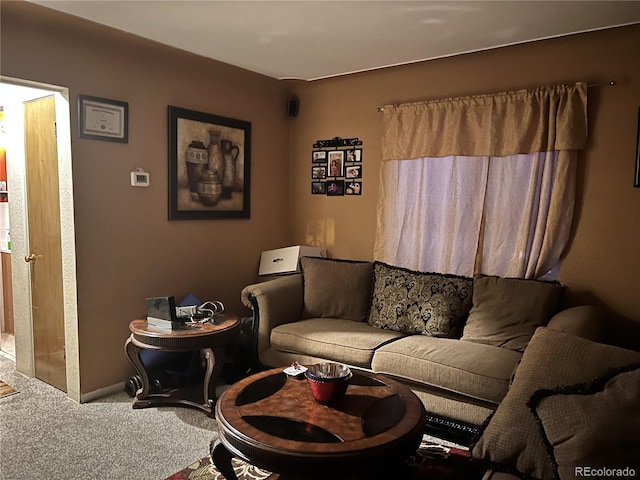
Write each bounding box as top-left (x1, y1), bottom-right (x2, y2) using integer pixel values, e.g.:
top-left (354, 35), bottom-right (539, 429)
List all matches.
top-left (130, 168), bottom-right (150, 187)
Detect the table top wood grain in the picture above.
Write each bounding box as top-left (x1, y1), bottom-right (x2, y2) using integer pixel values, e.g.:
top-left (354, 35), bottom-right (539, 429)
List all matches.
top-left (215, 367), bottom-right (426, 475)
top-left (129, 314), bottom-right (239, 351)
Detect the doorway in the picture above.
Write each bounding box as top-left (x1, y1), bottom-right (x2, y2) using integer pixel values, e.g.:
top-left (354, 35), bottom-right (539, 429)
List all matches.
top-left (0, 108), bottom-right (13, 359)
top-left (0, 77), bottom-right (80, 401)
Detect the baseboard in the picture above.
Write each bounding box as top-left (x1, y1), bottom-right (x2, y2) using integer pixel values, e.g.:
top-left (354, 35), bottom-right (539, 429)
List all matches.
top-left (80, 381), bottom-right (126, 403)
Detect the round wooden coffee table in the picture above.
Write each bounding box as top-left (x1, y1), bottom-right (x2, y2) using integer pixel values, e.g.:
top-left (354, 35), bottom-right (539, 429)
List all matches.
top-left (125, 314), bottom-right (239, 416)
top-left (212, 367), bottom-right (426, 479)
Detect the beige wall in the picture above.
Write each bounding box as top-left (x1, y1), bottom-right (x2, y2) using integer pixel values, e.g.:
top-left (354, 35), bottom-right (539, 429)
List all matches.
top-left (1, 2), bottom-right (292, 392)
top-left (2, 1), bottom-right (639, 393)
top-left (288, 25), bottom-right (640, 331)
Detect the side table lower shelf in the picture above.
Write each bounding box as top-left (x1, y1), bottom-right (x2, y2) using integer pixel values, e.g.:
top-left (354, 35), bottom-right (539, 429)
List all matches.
top-left (130, 380), bottom-right (217, 413)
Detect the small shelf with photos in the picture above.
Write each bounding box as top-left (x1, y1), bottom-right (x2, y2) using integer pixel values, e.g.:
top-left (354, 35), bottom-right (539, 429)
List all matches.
top-left (310, 137), bottom-right (363, 196)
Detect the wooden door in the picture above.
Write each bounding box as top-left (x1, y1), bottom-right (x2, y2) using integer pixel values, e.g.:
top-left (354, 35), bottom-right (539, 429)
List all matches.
top-left (24, 95), bottom-right (66, 392)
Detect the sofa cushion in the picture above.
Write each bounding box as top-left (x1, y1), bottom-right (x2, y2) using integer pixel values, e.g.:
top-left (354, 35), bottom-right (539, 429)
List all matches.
top-left (372, 335), bottom-right (522, 404)
top-left (270, 318), bottom-right (405, 368)
top-left (368, 262), bottom-right (473, 337)
top-left (300, 257), bottom-right (373, 322)
top-left (529, 364), bottom-right (640, 480)
top-left (460, 275), bottom-right (563, 352)
top-left (471, 328), bottom-right (640, 480)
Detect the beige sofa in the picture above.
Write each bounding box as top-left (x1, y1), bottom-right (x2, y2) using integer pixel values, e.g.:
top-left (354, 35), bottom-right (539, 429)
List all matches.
top-left (241, 258), bottom-right (640, 479)
top-left (240, 258), bottom-right (605, 427)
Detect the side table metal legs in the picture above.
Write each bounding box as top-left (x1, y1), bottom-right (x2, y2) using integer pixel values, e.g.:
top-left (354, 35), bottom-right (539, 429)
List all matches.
top-left (124, 336), bottom-right (151, 401)
top-left (124, 335), bottom-right (220, 416)
top-left (202, 347), bottom-right (217, 411)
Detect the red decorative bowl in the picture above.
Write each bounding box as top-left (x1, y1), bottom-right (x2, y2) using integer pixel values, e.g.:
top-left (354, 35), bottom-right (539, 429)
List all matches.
top-left (305, 363), bottom-right (352, 405)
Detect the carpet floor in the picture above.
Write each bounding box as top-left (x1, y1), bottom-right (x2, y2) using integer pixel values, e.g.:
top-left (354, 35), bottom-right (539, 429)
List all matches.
top-left (166, 435), bottom-right (489, 480)
top-left (1, 354), bottom-right (489, 480)
top-left (0, 354), bottom-right (218, 480)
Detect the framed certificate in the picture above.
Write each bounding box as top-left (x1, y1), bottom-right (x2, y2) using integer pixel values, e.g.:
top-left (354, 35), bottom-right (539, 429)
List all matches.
top-left (78, 94), bottom-right (128, 143)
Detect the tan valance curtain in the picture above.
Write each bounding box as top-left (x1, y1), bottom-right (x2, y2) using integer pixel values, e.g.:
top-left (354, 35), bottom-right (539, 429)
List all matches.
top-left (381, 83), bottom-right (588, 161)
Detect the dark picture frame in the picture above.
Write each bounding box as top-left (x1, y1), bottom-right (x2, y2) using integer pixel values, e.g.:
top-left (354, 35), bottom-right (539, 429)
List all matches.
top-left (346, 148), bottom-right (362, 162)
top-left (312, 182), bottom-right (326, 194)
top-left (635, 107), bottom-right (640, 188)
top-left (78, 94), bottom-right (128, 143)
top-left (345, 164), bottom-right (362, 179)
top-left (312, 165), bottom-right (327, 179)
top-left (309, 137), bottom-right (364, 197)
top-left (328, 150), bottom-right (344, 177)
top-left (326, 180), bottom-right (345, 196)
top-left (312, 151), bottom-right (327, 163)
top-left (346, 181), bottom-right (362, 195)
top-left (168, 106), bottom-right (251, 220)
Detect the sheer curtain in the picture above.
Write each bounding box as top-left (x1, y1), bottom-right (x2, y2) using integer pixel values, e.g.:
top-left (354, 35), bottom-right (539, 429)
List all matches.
top-left (374, 84), bottom-right (587, 279)
top-left (377, 155), bottom-right (488, 275)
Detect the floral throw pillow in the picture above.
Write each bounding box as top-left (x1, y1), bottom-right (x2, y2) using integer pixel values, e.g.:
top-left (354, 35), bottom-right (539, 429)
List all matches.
top-left (367, 261), bottom-right (473, 337)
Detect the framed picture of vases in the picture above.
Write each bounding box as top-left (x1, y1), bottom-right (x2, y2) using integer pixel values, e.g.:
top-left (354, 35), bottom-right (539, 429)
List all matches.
top-left (168, 106), bottom-right (251, 220)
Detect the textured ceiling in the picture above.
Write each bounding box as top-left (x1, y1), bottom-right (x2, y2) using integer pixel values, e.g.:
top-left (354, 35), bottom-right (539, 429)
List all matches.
top-left (30, 1), bottom-right (640, 81)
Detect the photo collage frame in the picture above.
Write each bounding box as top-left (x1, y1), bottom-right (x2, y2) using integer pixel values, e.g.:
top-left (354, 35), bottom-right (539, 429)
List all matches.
top-left (311, 137), bottom-right (363, 196)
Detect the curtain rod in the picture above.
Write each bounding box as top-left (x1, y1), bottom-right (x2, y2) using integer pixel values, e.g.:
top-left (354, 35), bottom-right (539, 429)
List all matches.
top-left (376, 81), bottom-right (616, 112)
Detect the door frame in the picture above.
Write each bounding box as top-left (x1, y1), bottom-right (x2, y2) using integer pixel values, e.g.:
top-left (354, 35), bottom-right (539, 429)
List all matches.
top-left (0, 76), bottom-right (80, 402)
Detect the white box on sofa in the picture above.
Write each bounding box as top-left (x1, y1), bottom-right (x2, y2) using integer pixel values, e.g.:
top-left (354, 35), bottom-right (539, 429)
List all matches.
top-left (258, 246), bottom-right (326, 276)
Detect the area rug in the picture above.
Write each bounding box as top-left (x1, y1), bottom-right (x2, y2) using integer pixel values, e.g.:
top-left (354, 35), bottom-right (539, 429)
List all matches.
top-left (166, 434), bottom-right (488, 480)
top-left (0, 380), bottom-right (18, 399)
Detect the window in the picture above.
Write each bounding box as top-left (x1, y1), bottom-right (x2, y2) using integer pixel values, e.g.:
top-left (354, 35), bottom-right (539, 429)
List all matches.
top-left (375, 84), bottom-right (587, 279)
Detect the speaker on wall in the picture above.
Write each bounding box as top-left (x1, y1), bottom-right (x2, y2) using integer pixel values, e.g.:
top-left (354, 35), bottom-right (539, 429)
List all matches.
top-left (287, 96), bottom-right (299, 118)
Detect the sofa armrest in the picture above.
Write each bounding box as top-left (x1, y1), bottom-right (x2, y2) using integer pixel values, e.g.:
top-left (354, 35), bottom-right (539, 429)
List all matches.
top-left (241, 274), bottom-right (304, 364)
top-left (546, 305), bottom-right (606, 343)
